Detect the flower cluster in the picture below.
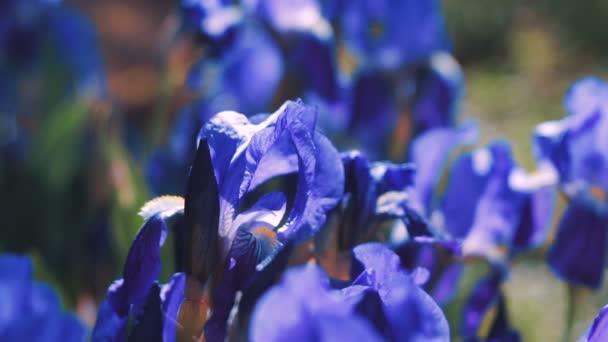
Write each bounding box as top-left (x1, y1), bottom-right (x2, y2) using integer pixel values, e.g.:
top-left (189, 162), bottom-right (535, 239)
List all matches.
top-left (91, 1), bottom-right (608, 341)
top-left (2, 0), bottom-right (608, 341)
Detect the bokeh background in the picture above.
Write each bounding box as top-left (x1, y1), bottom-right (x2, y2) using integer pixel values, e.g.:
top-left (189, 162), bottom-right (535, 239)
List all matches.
top-left (3, 0), bottom-right (608, 340)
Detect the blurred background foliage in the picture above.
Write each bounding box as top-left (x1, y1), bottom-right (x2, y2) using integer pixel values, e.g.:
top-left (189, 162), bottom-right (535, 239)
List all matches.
top-left (2, 0), bottom-right (608, 339)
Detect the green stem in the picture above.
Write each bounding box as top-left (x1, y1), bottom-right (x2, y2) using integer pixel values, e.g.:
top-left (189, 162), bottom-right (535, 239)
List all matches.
top-left (563, 284), bottom-right (576, 342)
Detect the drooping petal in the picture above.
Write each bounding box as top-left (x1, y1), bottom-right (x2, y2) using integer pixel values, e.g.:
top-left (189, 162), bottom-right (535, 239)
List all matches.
top-left (348, 72), bottom-right (398, 160)
top-left (412, 52), bottom-right (464, 134)
top-left (547, 197), bottom-right (608, 289)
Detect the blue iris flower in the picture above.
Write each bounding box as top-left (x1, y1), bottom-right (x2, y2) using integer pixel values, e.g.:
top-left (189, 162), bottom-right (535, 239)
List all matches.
top-left (201, 99), bottom-right (344, 340)
top-left (0, 254), bottom-right (88, 341)
top-left (579, 304), bottom-right (608, 342)
top-left (534, 77), bottom-right (608, 289)
top-left (329, 150), bottom-right (428, 251)
top-left (344, 243), bottom-right (450, 341)
top-left (251, 243), bottom-right (450, 341)
top-left (100, 99), bottom-right (345, 340)
top-left (179, 0), bottom-right (242, 57)
top-left (340, 0), bottom-right (450, 71)
top-left (250, 265), bottom-right (383, 342)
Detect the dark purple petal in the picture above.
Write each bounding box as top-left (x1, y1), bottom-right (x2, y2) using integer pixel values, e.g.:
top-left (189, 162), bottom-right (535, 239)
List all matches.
top-left (511, 185), bottom-right (556, 252)
top-left (348, 72), bottom-right (398, 160)
top-left (337, 151), bottom-right (375, 249)
top-left (461, 273), bottom-right (501, 338)
top-left (487, 295), bottom-right (521, 342)
top-left (108, 216), bottom-right (168, 317)
top-left (92, 290), bottom-right (128, 341)
top-left (412, 52), bottom-right (463, 134)
top-left (547, 198), bottom-right (608, 289)
top-left (184, 137), bottom-right (220, 284)
top-left (291, 36), bottom-right (339, 101)
top-left (129, 284), bottom-right (163, 341)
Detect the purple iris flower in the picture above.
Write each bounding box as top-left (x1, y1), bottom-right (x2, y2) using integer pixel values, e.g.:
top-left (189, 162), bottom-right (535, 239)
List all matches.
top-left (579, 304), bottom-right (608, 342)
top-left (0, 254), bottom-right (88, 341)
top-left (103, 99), bottom-right (344, 340)
top-left (202, 99), bottom-right (344, 340)
top-left (250, 265), bottom-right (383, 342)
top-left (179, 0), bottom-right (242, 57)
top-left (343, 52), bottom-right (464, 162)
top-left (329, 150), bottom-right (428, 252)
top-left (251, 243), bottom-right (449, 342)
top-left (534, 77), bottom-right (608, 289)
top-left (339, 0), bottom-right (450, 71)
top-left (343, 243), bottom-right (450, 341)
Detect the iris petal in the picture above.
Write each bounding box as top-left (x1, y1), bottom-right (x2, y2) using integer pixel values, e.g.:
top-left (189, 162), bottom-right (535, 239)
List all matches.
top-left (161, 273), bottom-right (186, 342)
top-left (547, 198), bottom-right (608, 289)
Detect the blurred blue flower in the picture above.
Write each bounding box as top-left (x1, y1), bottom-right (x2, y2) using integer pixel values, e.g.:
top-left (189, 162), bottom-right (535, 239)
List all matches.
top-left (441, 142), bottom-right (555, 263)
top-left (579, 304), bottom-right (608, 342)
top-left (180, 0), bottom-right (242, 57)
top-left (340, 0), bottom-right (450, 70)
top-left (343, 243), bottom-right (450, 341)
top-left (329, 150), bottom-right (427, 251)
top-left (0, 254), bottom-right (88, 341)
top-left (186, 24), bottom-right (284, 113)
top-left (250, 265), bottom-right (383, 342)
top-left (534, 77), bottom-right (608, 289)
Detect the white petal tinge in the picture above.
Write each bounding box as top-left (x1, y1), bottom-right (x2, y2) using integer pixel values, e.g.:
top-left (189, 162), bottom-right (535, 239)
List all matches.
top-left (139, 195), bottom-right (185, 220)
